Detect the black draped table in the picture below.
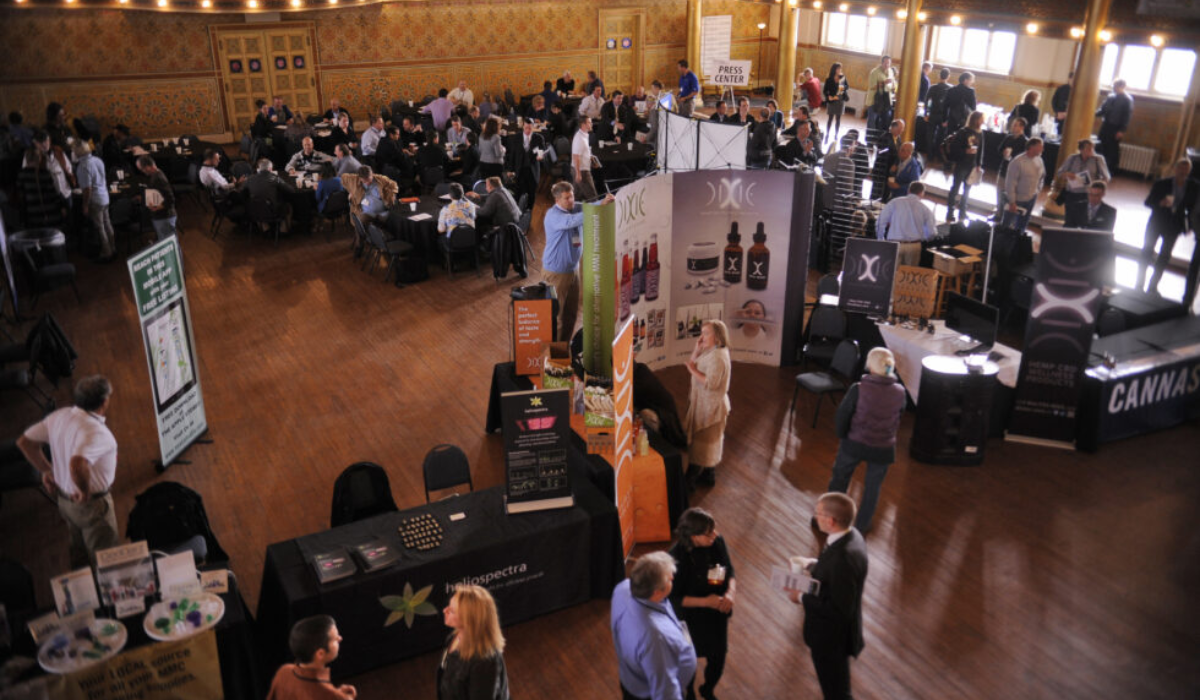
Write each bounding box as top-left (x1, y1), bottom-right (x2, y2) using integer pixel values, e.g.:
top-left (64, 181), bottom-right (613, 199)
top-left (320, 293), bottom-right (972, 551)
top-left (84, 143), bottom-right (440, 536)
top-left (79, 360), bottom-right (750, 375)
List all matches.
top-left (385, 194), bottom-right (444, 271)
top-left (256, 461), bottom-right (622, 680)
top-left (486, 362), bottom-right (689, 529)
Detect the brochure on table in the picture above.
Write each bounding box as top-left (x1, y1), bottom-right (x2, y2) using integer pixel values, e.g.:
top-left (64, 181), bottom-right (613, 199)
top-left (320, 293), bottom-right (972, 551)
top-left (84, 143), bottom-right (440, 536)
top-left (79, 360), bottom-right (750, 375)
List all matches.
top-left (95, 541), bottom-right (157, 618)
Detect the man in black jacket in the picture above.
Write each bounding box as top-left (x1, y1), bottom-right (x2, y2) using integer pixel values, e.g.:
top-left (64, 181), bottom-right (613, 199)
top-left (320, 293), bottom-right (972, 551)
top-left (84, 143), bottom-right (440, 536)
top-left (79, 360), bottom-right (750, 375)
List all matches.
top-left (1096, 79), bottom-right (1133, 178)
top-left (1141, 159), bottom-right (1198, 303)
top-left (374, 126), bottom-right (416, 193)
top-left (924, 68), bottom-right (952, 159)
top-left (789, 492), bottom-right (868, 700)
top-left (1064, 181), bottom-right (1117, 232)
top-left (941, 71), bottom-right (976, 136)
top-left (1051, 72), bottom-right (1072, 137)
top-left (505, 120), bottom-right (545, 208)
top-left (748, 109), bottom-right (776, 169)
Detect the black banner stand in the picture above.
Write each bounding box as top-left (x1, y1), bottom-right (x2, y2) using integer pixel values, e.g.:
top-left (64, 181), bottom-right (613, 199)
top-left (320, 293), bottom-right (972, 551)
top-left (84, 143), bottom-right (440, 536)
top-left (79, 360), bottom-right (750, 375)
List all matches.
top-left (154, 432), bottom-right (214, 474)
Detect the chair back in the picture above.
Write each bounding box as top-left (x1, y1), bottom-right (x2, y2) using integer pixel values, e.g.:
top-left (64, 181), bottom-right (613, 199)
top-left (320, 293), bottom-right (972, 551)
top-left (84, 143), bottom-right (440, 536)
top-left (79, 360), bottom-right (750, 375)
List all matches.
top-left (433, 181), bottom-right (453, 197)
top-left (365, 221), bottom-right (388, 251)
top-left (448, 225), bottom-right (477, 251)
top-left (808, 306), bottom-right (847, 339)
top-left (517, 193), bottom-right (529, 212)
top-left (125, 481), bottom-right (230, 565)
top-left (423, 166), bottom-right (445, 188)
top-left (330, 462), bottom-right (399, 527)
top-left (816, 273), bottom-right (840, 297)
top-left (323, 189), bottom-right (350, 218)
top-left (422, 444), bottom-right (473, 501)
top-left (187, 162), bottom-right (200, 186)
top-left (246, 196), bottom-right (279, 224)
top-left (517, 208), bottom-right (532, 235)
top-left (472, 179), bottom-right (489, 196)
top-left (109, 196), bottom-right (135, 227)
top-left (350, 212), bottom-right (368, 243)
top-left (830, 338), bottom-right (861, 380)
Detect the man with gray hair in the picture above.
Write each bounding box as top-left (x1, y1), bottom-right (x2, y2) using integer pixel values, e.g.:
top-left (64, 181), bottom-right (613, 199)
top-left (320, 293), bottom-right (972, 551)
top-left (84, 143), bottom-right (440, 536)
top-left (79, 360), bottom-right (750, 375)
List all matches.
top-left (73, 140), bottom-right (115, 262)
top-left (611, 551), bottom-right (697, 700)
top-left (17, 376), bottom-right (119, 568)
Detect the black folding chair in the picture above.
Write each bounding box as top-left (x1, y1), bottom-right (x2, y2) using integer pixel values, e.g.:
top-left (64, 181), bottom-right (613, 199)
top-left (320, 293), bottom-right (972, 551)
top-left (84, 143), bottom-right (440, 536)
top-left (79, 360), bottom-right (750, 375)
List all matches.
top-left (245, 196), bottom-right (285, 245)
top-left (319, 189), bottom-right (351, 241)
top-left (330, 462), bottom-right (399, 527)
top-left (422, 445), bottom-right (473, 502)
top-left (791, 339), bottom-right (860, 429)
top-left (361, 219), bottom-right (414, 284)
top-left (801, 306), bottom-right (847, 370)
top-left (126, 481), bottom-right (231, 566)
top-left (440, 225), bottom-right (480, 277)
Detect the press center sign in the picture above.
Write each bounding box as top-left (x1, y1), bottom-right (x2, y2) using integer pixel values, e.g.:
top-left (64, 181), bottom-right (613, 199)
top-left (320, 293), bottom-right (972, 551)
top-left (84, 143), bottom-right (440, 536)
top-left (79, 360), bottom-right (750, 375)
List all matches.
top-left (710, 60), bottom-right (751, 86)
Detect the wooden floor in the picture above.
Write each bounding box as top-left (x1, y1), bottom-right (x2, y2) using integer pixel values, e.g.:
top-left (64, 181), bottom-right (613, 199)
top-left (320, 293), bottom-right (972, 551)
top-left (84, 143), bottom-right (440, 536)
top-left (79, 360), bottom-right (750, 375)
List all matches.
top-left (2, 182), bottom-right (1199, 700)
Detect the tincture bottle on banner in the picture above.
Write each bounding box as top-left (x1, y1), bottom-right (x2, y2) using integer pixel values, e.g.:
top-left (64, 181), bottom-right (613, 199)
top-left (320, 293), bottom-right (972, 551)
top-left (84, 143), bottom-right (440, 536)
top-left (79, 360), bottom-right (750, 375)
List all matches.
top-left (747, 222), bottom-right (770, 291)
top-left (723, 221), bottom-right (743, 284)
top-left (645, 234), bottom-right (661, 301)
top-left (632, 239), bottom-right (643, 303)
top-left (620, 240), bottom-right (632, 321)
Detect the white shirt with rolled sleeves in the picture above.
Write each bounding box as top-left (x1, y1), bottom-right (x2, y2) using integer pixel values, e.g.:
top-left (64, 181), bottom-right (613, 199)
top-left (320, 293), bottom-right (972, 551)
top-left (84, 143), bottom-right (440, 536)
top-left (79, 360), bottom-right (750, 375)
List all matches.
top-left (1005, 151), bottom-right (1045, 205)
top-left (23, 407), bottom-right (117, 498)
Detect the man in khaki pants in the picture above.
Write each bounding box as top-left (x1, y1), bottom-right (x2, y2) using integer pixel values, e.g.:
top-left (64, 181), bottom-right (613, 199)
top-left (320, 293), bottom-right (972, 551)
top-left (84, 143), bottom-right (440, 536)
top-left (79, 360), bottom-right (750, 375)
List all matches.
top-left (542, 181), bottom-right (614, 341)
top-left (18, 376), bottom-right (119, 568)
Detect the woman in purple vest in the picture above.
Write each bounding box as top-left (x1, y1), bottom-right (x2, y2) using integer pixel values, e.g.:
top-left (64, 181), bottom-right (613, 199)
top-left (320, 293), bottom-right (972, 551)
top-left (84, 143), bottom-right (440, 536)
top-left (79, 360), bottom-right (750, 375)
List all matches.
top-left (827, 347), bottom-right (906, 533)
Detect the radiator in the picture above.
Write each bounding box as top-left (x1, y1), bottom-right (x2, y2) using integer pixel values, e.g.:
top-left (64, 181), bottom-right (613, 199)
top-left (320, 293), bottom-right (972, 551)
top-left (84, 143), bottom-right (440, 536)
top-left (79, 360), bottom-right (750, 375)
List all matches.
top-left (846, 88), bottom-right (867, 116)
top-left (1119, 143), bottom-right (1159, 180)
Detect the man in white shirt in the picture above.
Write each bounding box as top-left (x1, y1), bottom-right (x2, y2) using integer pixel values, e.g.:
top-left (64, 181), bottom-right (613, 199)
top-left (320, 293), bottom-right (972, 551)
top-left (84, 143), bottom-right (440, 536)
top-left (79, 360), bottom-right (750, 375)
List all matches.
top-left (579, 85), bottom-right (605, 121)
top-left (18, 376), bottom-right (120, 568)
top-left (199, 149), bottom-right (232, 193)
top-left (1003, 138), bottom-right (1046, 234)
top-left (876, 181), bottom-right (938, 266)
top-left (448, 80), bottom-right (475, 109)
top-left (572, 116), bottom-right (599, 201)
top-left (360, 116), bottom-right (386, 157)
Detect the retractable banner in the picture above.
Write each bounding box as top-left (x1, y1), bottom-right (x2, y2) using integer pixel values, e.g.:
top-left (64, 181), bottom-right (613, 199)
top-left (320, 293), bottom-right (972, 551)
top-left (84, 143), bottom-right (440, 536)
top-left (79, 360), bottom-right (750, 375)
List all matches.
top-left (500, 388), bottom-right (573, 514)
top-left (840, 238), bottom-right (899, 316)
top-left (127, 237), bottom-right (207, 467)
top-left (1007, 227), bottom-right (1112, 448)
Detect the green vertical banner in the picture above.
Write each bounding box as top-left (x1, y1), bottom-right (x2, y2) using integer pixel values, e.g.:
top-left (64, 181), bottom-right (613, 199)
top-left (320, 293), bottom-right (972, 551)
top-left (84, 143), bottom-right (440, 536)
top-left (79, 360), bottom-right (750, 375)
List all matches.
top-left (581, 202), bottom-right (616, 376)
top-left (127, 238), bottom-right (207, 467)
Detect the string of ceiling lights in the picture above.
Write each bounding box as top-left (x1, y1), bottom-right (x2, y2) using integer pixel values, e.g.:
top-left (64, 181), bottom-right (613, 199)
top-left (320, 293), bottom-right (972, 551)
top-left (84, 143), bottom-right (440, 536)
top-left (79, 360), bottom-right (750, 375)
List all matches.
top-left (5, 0), bottom-right (1181, 49)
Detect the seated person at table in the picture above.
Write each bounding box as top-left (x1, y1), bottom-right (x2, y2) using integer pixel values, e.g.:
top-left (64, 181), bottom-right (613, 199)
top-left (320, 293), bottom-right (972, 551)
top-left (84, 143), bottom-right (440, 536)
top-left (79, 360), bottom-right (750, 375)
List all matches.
top-left (546, 101), bottom-right (568, 140)
top-left (461, 105), bottom-right (482, 135)
top-left (241, 158), bottom-right (297, 228)
top-left (360, 116), bottom-right (386, 158)
top-left (330, 112), bottom-right (357, 150)
top-left (527, 95), bottom-right (549, 124)
top-left (323, 98), bottom-right (350, 128)
top-left (467, 176), bottom-right (521, 232)
top-left (399, 116), bottom-right (425, 149)
top-left (101, 123), bottom-right (135, 165)
top-left (1064, 181), bottom-right (1117, 232)
top-left (375, 126), bottom-right (416, 191)
top-left (1057, 138), bottom-right (1111, 208)
top-left (200, 148), bottom-right (242, 193)
top-left (422, 89), bottom-right (455, 131)
top-left (437, 182), bottom-right (477, 235)
top-left (583, 70), bottom-right (605, 98)
top-left (598, 91), bottom-right (635, 142)
top-left (782, 106), bottom-right (821, 143)
top-left (285, 113), bottom-right (314, 142)
top-left (251, 100), bottom-right (274, 139)
top-left (333, 143), bottom-right (362, 178)
top-left (7, 111), bottom-right (34, 150)
top-left (726, 97), bottom-right (752, 126)
top-left (452, 132), bottom-right (480, 186)
top-left (887, 142), bottom-right (922, 200)
top-left (417, 130), bottom-right (450, 176)
top-left (747, 109), bottom-right (776, 169)
top-left (579, 85), bottom-right (605, 121)
top-left (631, 85), bottom-right (649, 111)
top-left (711, 100), bottom-right (730, 122)
top-left (315, 162), bottom-right (344, 215)
top-left (286, 137), bottom-right (333, 175)
top-left (557, 70), bottom-right (576, 95)
top-left (268, 95), bottom-right (294, 125)
top-left (776, 120), bottom-right (822, 168)
top-left (267, 614), bottom-right (356, 700)
top-left (876, 181), bottom-right (937, 266)
top-left (341, 165), bottom-right (397, 225)
top-left (446, 115), bottom-right (472, 146)
top-left (478, 92), bottom-right (499, 122)
top-left (448, 79), bottom-right (475, 108)
top-left (766, 99), bottom-right (784, 129)
top-left (540, 80), bottom-right (561, 108)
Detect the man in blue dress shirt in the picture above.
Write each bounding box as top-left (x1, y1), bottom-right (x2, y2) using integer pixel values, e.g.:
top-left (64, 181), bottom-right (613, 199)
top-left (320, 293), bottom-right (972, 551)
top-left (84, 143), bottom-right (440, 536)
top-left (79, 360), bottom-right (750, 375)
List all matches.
top-left (542, 181), bottom-right (614, 340)
top-left (612, 551), bottom-right (697, 700)
top-left (677, 60), bottom-right (700, 118)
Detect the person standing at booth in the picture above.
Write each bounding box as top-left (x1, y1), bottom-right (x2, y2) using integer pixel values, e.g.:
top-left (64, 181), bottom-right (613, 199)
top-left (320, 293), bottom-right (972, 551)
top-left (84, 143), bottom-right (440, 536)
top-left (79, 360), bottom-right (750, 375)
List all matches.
top-left (684, 321), bottom-right (732, 488)
top-left (437, 585), bottom-right (510, 700)
top-left (612, 552), bottom-right (697, 700)
top-left (825, 348), bottom-right (906, 533)
top-left (267, 615), bottom-right (357, 700)
top-left (668, 508), bottom-right (736, 700)
top-left (1141, 158), bottom-right (1198, 303)
top-left (542, 181), bottom-right (615, 341)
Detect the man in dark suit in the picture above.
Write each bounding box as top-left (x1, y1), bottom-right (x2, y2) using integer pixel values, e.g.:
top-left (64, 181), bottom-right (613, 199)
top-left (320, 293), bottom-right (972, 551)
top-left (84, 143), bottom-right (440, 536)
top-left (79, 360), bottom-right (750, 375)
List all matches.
top-left (789, 492), bottom-right (868, 700)
top-left (240, 158), bottom-right (297, 230)
top-left (505, 120), bottom-right (546, 208)
top-left (374, 126), bottom-right (416, 194)
top-left (1141, 159), bottom-right (1199, 303)
top-left (1064, 182), bottom-right (1117, 232)
top-left (1096, 79), bottom-right (1133, 178)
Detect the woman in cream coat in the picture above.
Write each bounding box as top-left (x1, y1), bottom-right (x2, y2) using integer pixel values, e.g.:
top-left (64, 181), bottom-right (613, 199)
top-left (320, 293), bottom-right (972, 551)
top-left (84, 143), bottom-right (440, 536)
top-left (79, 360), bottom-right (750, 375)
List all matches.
top-left (684, 320), bottom-right (732, 488)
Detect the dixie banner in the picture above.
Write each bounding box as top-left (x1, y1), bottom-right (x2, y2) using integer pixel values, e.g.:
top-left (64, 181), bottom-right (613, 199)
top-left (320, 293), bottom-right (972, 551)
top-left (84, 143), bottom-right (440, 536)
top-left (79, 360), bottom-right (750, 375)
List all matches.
top-left (1006, 226), bottom-right (1112, 448)
top-left (127, 237), bottom-right (208, 467)
top-left (840, 238), bottom-right (899, 316)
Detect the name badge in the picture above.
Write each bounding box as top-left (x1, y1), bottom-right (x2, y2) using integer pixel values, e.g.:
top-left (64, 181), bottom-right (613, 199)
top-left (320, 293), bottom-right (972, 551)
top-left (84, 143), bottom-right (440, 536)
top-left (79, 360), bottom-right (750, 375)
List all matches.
top-left (707, 565), bottom-right (726, 585)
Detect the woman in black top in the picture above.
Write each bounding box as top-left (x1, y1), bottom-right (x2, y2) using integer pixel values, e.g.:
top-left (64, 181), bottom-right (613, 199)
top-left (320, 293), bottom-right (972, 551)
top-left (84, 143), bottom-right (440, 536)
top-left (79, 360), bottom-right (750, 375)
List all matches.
top-left (945, 110), bottom-right (985, 223)
top-left (668, 508), bottom-right (736, 700)
top-left (251, 100), bottom-right (274, 139)
top-left (330, 112), bottom-right (357, 150)
top-left (17, 147), bottom-right (65, 227)
top-left (438, 585), bottom-right (510, 700)
top-left (823, 63), bottom-right (849, 146)
top-left (1008, 89), bottom-right (1041, 133)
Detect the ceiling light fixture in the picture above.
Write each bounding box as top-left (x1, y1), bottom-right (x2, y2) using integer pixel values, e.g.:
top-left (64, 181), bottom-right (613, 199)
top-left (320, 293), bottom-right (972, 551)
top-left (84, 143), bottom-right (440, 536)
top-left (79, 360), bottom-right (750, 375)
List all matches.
top-left (949, 15), bottom-right (962, 26)
top-left (1026, 23), bottom-right (1038, 35)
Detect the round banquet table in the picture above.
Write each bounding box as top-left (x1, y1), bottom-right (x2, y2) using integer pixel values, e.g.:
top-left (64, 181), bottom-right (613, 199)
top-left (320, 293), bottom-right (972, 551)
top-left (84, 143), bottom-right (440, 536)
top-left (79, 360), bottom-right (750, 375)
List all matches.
top-left (385, 194), bottom-right (445, 271)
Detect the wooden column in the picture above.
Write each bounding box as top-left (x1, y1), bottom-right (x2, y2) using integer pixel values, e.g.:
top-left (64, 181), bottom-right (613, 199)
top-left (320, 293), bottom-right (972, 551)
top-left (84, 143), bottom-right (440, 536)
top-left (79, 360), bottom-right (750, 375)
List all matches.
top-left (687, 0), bottom-right (703, 77)
top-left (774, 1), bottom-right (799, 110)
top-left (895, 0), bottom-right (924, 142)
top-left (1057, 0), bottom-right (1113, 171)
top-left (1169, 63), bottom-right (1200, 164)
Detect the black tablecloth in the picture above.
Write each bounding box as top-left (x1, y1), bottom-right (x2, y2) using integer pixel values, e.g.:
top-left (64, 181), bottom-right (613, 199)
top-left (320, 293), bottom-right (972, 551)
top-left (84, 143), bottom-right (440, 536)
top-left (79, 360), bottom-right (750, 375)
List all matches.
top-left (595, 142), bottom-right (653, 168)
top-left (256, 463), bottom-right (622, 680)
top-left (486, 362), bottom-right (689, 528)
top-left (385, 194), bottom-right (443, 265)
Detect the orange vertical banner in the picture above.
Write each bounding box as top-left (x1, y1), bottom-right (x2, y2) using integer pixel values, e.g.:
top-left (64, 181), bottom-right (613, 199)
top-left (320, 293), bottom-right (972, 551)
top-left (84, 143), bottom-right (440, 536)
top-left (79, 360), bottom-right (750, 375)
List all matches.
top-left (513, 298), bottom-right (553, 376)
top-left (612, 317), bottom-right (636, 557)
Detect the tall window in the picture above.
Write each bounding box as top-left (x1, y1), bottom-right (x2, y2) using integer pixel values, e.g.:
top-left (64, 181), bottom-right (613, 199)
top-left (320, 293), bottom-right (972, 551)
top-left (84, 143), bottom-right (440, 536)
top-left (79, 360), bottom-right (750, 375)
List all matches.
top-left (1100, 43), bottom-right (1196, 97)
top-left (822, 12), bottom-right (889, 55)
top-left (932, 27), bottom-right (1017, 74)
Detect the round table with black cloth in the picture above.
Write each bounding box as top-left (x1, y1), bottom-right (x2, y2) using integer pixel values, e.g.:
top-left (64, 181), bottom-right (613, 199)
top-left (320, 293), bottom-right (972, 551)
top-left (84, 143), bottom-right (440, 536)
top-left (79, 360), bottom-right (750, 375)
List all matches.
top-left (384, 194), bottom-right (444, 272)
top-left (667, 535), bottom-right (735, 659)
top-left (594, 141), bottom-right (653, 193)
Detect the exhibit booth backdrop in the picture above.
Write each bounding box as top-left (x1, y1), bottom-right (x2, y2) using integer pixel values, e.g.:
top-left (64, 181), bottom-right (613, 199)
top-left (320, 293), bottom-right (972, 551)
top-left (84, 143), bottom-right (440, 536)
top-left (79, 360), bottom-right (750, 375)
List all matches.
top-left (608, 169), bottom-right (814, 370)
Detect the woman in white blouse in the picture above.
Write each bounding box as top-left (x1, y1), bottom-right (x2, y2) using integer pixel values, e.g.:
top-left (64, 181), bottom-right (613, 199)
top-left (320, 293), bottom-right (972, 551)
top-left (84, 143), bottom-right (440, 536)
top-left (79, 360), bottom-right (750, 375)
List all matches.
top-left (684, 320), bottom-right (732, 488)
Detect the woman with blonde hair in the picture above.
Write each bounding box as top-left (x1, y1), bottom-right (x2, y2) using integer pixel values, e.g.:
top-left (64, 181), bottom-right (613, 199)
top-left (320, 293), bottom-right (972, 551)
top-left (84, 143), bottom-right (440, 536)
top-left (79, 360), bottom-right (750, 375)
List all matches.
top-left (438, 585), bottom-right (510, 700)
top-left (826, 347), bottom-right (906, 533)
top-left (1009, 89), bottom-right (1041, 133)
top-left (684, 320), bottom-right (732, 488)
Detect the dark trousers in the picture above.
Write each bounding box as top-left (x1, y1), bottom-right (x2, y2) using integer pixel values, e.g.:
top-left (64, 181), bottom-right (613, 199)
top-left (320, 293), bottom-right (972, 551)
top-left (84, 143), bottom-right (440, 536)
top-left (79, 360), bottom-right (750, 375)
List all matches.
top-left (686, 651), bottom-right (727, 700)
top-left (1141, 227), bottom-right (1182, 293)
top-left (946, 167), bottom-right (973, 221)
top-left (1098, 125), bottom-right (1121, 178)
top-left (811, 649), bottom-right (853, 700)
top-left (515, 166), bottom-right (538, 207)
top-left (621, 685), bottom-right (650, 700)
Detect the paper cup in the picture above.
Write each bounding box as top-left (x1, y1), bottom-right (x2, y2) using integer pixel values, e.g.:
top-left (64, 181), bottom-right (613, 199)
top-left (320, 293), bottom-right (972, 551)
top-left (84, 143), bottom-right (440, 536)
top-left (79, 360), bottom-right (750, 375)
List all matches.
top-left (788, 556), bottom-right (808, 574)
top-left (410, 202), bottom-right (417, 212)
top-left (628, 142), bottom-right (633, 151)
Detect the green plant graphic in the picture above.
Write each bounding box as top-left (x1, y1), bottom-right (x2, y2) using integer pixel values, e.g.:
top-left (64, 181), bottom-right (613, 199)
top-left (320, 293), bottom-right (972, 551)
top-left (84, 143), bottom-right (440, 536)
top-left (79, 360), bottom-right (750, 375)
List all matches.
top-left (380, 582), bottom-right (437, 628)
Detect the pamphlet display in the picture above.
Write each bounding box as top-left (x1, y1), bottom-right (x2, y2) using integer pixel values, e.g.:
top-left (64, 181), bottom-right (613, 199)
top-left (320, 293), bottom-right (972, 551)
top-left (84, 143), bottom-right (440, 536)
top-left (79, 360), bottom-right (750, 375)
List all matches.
top-left (127, 237), bottom-right (208, 467)
top-left (95, 541), bottom-right (156, 618)
top-left (154, 550), bottom-right (201, 598)
top-left (311, 549), bottom-right (357, 584)
top-left (839, 238), bottom-right (899, 316)
top-left (500, 388), bottom-right (574, 513)
top-left (51, 569), bottom-right (101, 618)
